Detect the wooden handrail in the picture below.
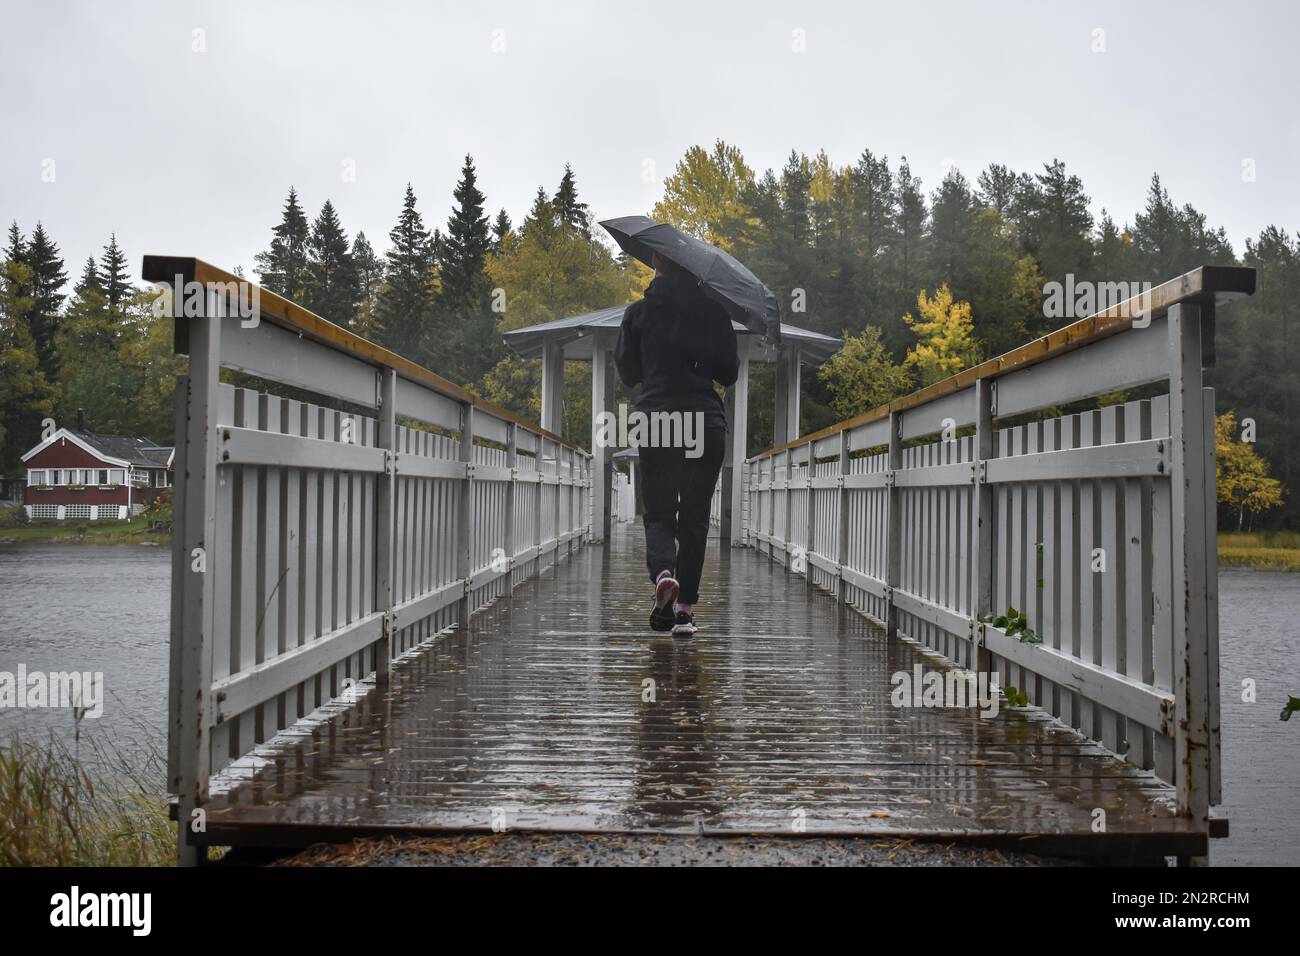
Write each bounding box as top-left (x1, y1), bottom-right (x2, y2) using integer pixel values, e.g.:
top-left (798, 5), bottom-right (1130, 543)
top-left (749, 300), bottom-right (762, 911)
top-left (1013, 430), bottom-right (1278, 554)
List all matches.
top-left (142, 255), bottom-right (586, 454)
top-left (749, 264), bottom-right (1256, 461)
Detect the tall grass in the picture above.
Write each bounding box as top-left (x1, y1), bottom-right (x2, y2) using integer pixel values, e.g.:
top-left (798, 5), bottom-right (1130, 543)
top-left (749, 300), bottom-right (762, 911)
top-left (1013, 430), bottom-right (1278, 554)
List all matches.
top-left (1218, 531), bottom-right (1300, 572)
top-left (0, 731), bottom-right (174, 866)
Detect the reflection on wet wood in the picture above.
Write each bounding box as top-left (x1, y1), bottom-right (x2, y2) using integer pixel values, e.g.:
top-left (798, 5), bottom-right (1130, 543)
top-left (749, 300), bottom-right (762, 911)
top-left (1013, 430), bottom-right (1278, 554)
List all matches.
top-left (203, 526), bottom-right (1202, 861)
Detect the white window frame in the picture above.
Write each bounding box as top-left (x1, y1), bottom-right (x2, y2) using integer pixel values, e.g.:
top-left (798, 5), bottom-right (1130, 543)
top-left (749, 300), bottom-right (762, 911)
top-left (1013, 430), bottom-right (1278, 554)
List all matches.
top-left (28, 469), bottom-right (45, 485)
top-left (108, 468), bottom-right (125, 486)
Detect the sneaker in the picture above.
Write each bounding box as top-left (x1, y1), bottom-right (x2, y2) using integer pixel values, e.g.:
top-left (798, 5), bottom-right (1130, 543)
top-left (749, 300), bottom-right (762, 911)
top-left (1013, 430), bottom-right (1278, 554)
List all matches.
top-left (671, 609), bottom-right (697, 637)
top-left (650, 573), bottom-right (679, 632)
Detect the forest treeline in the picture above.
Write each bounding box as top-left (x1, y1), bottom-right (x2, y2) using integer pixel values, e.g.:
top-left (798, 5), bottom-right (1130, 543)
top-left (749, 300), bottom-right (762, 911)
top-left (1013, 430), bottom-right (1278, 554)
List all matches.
top-left (1, 143), bottom-right (1295, 527)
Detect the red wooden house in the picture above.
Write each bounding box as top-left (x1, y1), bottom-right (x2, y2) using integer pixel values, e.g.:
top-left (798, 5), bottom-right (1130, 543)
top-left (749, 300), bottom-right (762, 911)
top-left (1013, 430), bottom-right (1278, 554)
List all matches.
top-left (21, 429), bottom-right (173, 521)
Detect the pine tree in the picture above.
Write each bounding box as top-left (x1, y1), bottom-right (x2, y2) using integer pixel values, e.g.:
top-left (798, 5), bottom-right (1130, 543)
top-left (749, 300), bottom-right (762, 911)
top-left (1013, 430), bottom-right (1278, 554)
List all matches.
top-left (376, 184), bottom-right (434, 360)
top-left (435, 154), bottom-right (498, 383)
top-left (553, 163), bottom-right (591, 236)
top-left (492, 209), bottom-right (513, 251)
top-left (4, 222), bottom-right (24, 267)
top-left (886, 158), bottom-right (928, 352)
top-left (254, 187), bottom-right (311, 301)
top-left (1020, 159), bottom-right (1094, 285)
top-left (350, 231), bottom-right (384, 338)
top-left (976, 164), bottom-right (1020, 217)
top-left (927, 169), bottom-right (979, 294)
top-left (101, 233), bottom-right (133, 314)
top-left (0, 257), bottom-right (56, 475)
top-left (25, 223), bottom-right (67, 381)
top-left (439, 155), bottom-right (493, 306)
top-left (75, 255), bottom-right (104, 298)
top-left (305, 200), bottom-right (357, 326)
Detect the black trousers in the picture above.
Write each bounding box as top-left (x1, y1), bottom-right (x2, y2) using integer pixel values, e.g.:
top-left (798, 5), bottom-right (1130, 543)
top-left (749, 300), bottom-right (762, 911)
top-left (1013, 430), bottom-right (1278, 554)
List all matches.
top-left (639, 426), bottom-right (726, 605)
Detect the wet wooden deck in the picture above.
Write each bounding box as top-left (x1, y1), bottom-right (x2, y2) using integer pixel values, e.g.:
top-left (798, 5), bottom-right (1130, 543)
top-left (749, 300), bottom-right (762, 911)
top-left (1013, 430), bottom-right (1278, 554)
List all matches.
top-left (201, 525), bottom-right (1203, 861)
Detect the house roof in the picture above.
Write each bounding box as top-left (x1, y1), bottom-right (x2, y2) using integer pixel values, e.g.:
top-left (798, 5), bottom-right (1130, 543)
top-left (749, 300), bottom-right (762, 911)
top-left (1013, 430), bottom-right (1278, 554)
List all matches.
top-left (21, 428), bottom-right (174, 468)
top-left (502, 305), bottom-right (843, 365)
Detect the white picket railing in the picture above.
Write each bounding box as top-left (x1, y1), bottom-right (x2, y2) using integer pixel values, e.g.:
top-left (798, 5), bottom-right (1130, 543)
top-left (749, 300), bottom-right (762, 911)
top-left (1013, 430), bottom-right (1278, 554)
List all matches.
top-left (741, 265), bottom-right (1255, 834)
top-left (152, 257), bottom-right (591, 864)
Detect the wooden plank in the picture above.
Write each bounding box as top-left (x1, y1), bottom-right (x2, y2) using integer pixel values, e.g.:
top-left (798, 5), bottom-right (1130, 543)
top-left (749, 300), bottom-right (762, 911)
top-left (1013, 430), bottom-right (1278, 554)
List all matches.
top-left (221, 425), bottom-right (385, 473)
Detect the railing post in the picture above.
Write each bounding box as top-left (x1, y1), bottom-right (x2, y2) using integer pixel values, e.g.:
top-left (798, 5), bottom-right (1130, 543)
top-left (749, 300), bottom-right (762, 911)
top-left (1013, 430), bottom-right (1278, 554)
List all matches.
top-left (504, 422), bottom-right (517, 592)
top-left (171, 290), bottom-right (222, 866)
top-left (835, 429), bottom-right (850, 608)
top-left (374, 369), bottom-right (396, 684)
top-left (885, 411), bottom-right (902, 638)
top-left (972, 378), bottom-right (994, 674)
top-left (803, 439), bottom-right (815, 587)
top-left (1167, 301), bottom-right (1212, 835)
top-left (456, 403), bottom-right (476, 629)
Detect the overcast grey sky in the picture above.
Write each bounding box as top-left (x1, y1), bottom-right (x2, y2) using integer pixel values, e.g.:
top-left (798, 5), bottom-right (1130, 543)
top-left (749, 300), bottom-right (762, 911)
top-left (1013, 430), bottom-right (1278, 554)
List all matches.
top-left (2, 0), bottom-right (1296, 280)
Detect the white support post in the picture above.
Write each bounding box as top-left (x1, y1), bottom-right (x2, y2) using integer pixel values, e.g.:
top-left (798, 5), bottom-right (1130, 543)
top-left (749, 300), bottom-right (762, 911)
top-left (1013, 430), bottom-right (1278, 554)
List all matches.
top-left (728, 340), bottom-right (750, 547)
top-left (885, 411), bottom-right (902, 638)
top-left (772, 345), bottom-right (802, 447)
top-left (835, 429), bottom-right (850, 607)
top-left (172, 290), bottom-right (222, 866)
top-left (540, 341), bottom-right (564, 436)
top-left (972, 378), bottom-right (994, 674)
top-left (504, 422), bottom-right (517, 591)
top-left (590, 331), bottom-right (614, 543)
top-left (456, 403), bottom-right (476, 628)
top-left (803, 439), bottom-right (815, 587)
top-left (374, 369), bottom-right (396, 684)
top-left (1167, 302), bottom-right (1212, 833)
top-left (786, 345), bottom-right (801, 443)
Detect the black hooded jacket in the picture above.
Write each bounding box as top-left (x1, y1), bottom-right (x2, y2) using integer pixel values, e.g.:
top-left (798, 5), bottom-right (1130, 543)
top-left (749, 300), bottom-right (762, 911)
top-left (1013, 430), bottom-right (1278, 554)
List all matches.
top-left (614, 271), bottom-right (740, 431)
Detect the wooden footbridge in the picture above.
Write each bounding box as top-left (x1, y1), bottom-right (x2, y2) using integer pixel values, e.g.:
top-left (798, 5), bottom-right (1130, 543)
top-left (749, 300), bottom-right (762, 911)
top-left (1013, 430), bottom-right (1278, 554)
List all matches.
top-left (148, 256), bottom-right (1255, 865)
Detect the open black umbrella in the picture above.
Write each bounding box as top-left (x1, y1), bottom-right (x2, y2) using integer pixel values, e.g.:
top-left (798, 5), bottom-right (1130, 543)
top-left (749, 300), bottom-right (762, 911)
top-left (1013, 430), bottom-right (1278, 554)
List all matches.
top-left (600, 215), bottom-right (781, 343)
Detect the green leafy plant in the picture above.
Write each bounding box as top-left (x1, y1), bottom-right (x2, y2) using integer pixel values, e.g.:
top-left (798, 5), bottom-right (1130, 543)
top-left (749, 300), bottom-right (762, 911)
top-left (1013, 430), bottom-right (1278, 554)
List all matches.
top-left (1281, 696), bottom-right (1300, 722)
top-left (1003, 685), bottom-right (1029, 707)
top-left (986, 607), bottom-right (1042, 644)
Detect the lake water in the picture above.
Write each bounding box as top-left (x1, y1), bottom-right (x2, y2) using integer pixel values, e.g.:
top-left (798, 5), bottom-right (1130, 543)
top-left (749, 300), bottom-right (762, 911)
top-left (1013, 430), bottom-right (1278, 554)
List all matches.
top-left (0, 544), bottom-right (1295, 864)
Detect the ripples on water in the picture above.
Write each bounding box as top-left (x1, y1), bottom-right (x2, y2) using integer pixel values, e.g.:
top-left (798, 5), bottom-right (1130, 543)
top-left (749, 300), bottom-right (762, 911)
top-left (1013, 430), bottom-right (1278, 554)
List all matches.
top-left (1214, 568), bottom-right (1300, 866)
top-left (0, 545), bottom-right (1294, 864)
top-left (0, 543), bottom-right (171, 789)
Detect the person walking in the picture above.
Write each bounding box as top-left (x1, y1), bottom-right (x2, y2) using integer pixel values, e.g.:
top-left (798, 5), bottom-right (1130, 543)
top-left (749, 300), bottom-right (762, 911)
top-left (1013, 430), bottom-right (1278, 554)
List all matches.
top-left (614, 252), bottom-right (739, 636)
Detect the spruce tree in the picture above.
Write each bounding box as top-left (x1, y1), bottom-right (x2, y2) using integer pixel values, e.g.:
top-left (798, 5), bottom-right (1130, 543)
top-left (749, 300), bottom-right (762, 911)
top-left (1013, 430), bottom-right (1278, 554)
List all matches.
top-left (376, 184), bottom-right (434, 360)
top-left (492, 209), bottom-right (513, 251)
top-left (254, 187), bottom-right (311, 301)
top-left (101, 233), bottom-right (133, 314)
top-left (305, 200), bottom-right (357, 326)
top-left (439, 155), bottom-right (492, 305)
top-left (436, 154), bottom-right (498, 384)
top-left (350, 231), bottom-right (384, 338)
top-left (75, 255), bottom-right (104, 298)
top-left (553, 164), bottom-right (590, 236)
top-left (25, 223), bottom-right (67, 381)
top-left (4, 222), bottom-right (24, 267)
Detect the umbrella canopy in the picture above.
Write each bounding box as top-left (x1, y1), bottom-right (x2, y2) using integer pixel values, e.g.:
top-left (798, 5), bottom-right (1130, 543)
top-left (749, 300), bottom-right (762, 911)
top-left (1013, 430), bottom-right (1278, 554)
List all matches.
top-left (599, 215), bottom-right (781, 343)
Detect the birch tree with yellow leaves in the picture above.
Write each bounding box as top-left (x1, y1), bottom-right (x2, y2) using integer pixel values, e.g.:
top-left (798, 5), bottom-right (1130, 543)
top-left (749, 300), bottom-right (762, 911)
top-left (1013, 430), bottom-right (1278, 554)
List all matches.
top-left (902, 283), bottom-right (979, 387)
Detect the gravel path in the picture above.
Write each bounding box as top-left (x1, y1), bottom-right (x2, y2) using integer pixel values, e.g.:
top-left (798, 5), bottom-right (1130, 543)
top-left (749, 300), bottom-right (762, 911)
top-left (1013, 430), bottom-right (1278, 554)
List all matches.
top-left (260, 833), bottom-right (1088, 867)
